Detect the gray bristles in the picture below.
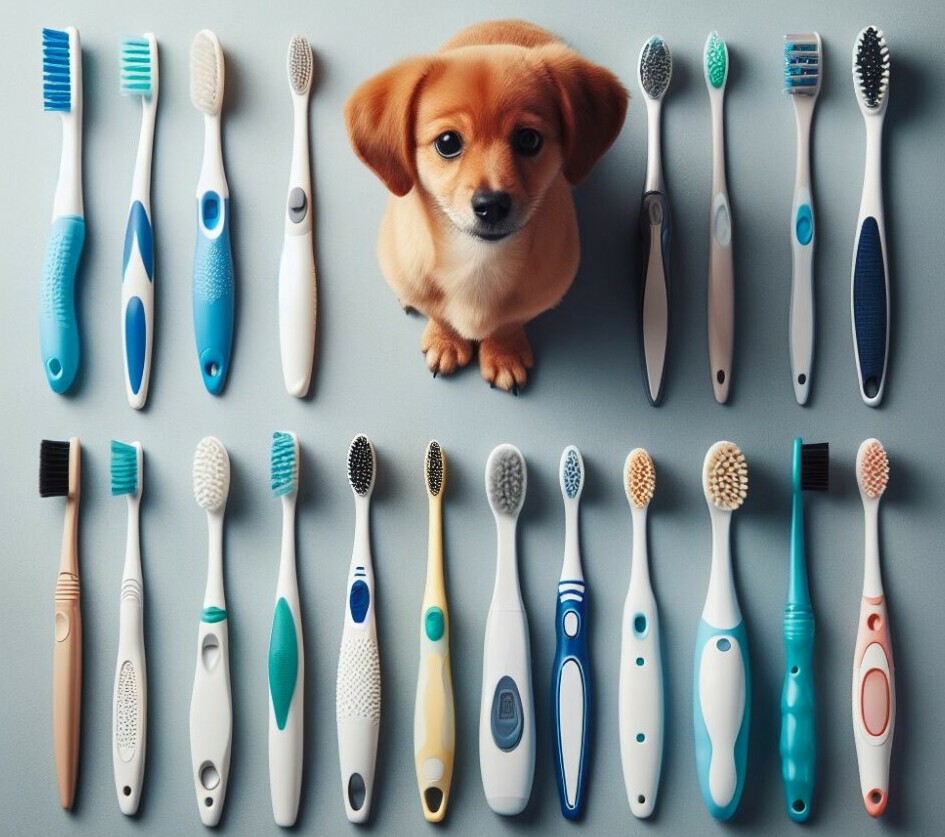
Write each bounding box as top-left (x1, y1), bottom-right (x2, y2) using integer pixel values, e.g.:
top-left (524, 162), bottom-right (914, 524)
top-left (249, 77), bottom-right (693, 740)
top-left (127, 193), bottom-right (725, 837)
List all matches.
top-left (854, 26), bottom-right (890, 110)
top-left (560, 446), bottom-right (583, 500)
top-left (287, 35), bottom-right (313, 96)
top-left (425, 441), bottom-right (444, 497)
top-left (486, 445), bottom-right (526, 517)
top-left (784, 33), bottom-right (821, 95)
top-left (347, 435), bottom-right (375, 496)
top-left (639, 36), bottom-right (672, 99)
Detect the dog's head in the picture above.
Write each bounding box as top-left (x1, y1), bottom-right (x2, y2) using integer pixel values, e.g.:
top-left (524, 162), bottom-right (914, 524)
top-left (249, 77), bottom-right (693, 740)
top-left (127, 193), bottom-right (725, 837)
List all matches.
top-left (345, 33), bottom-right (628, 242)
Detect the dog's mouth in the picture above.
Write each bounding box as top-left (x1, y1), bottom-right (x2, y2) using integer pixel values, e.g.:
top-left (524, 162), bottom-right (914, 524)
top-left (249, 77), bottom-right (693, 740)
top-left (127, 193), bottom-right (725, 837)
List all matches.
top-left (471, 229), bottom-right (515, 242)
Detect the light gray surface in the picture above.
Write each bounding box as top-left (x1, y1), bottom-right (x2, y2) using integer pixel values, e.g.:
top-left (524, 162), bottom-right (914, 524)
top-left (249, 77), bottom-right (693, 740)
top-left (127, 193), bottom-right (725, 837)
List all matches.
top-left (2, 1), bottom-right (943, 834)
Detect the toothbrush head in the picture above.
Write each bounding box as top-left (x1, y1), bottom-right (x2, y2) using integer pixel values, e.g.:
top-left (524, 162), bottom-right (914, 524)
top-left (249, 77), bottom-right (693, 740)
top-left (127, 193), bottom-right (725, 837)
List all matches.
top-left (783, 32), bottom-right (822, 96)
top-left (271, 431), bottom-right (299, 498)
top-left (625, 448), bottom-right (656, 509)
top-left (111, 440), bottom-right (143, 498)
top-left (347, 434), bottom-right (376, 498)
top-left (486, 444), bottom-right (526, 518)
top-left (121, 34), bottom-right (157, 98)
top-left (559, 445), bottom-right (584, 502)
top-left (193, 436), bottom-right (230, 513)
top-left (856, 438), bottom-right (889, 500)
top-left (799, 441), bottom-right (829, 492)
top-left (287, 34), bottom-right (313, 97)
top-left (424, 440), bottom-right (445, 499)
top-left (853, 26), bottom-right (890, 114)
top-left (639, 36), bottom-right (672, 101)
top-left (42, 27), bottom-right (76, 113)
top-left (39, 438), bottom-right (78, 499)
top-left (190, 29), bottom-right (224, 116)
top-left (703, 441), bottom-right (748, 511)
top-left (704, 31), bottom-right (728, 90)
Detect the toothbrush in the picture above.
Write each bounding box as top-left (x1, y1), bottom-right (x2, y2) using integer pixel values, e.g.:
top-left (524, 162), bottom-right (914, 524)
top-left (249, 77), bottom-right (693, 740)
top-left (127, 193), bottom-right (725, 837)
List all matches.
top-left (110, 441), bottom-right (147, 815)
top-left (694, 441), bottom-right (749, 819)
top-left (704, 32), bottom-right (734, 404)
top-left (551, 446), bottom-right (589, 818)
top-left (40, 28), bottom-right (84, 394)
top-left (414, 441), bottom-right (455, 822)
top-left (637, 37), bottom-right (673, 406)
top-left (480, 444), bottom-right (534, 816)
top-left (189, 437), bottom-right (232, 826)
top-left (268, 432), bottom-right (304, 826)
top-left (336, 435), bottom-right (381, 822)
top-left (39, 438), bottom-right (82, 809)
top-left (190, 31), bottom-right (234, 395)
top-left (852, 439), bottom-right (894, 816)
top-left (780, 439), bottom-right (828, 821)
top-left (851, 28), bottom-right (891, 406)
top-left (784, 34), bottom-right (822, 406)
top-left (619, 449), bottom-right (664, 818)
top-left (119, 35), bottom-right (158, 409)
top-left (279, 35), bottom-right (317, 398)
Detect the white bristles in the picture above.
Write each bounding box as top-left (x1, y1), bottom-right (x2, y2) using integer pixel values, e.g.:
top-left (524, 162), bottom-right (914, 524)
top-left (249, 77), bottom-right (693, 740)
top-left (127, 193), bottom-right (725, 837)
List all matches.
top-left (190, 30), bottom-right (224, 116)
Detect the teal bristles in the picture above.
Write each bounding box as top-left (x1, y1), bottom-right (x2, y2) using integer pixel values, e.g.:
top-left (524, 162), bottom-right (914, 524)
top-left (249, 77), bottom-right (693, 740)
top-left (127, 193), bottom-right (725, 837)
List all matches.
top-left (271, 431), bottom-right (299, 497)
top-left (43, 28), bottom-right (71, 111)
top-left (704, 31), bottom-right (728, 89)
top-left (784, 33), bottom-right (822, 95)
top-left (111, 440), bottom-right (139, 496)
top-left (121, 37), bottom-right (152, 95)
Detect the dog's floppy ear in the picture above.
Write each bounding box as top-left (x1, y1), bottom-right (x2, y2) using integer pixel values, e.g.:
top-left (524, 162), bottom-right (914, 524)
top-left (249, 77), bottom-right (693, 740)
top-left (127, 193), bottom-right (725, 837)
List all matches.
top-left (541, 45), bottom-right (629, 185)
top-left (345, 57), bottom-right (434, 197)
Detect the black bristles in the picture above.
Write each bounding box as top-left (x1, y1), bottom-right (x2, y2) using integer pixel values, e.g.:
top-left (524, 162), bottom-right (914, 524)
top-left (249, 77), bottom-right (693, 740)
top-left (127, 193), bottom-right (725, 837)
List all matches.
top-left (425, 441), bottom-right (443, 497)
top-left (855, 27), bottom-right (890, 110)
top-left (39, 439), bottom-right (70, 497)
top-left (801, 442), bottom-right (829, 491)
top-left (347, 435), bottom-right (374, 496)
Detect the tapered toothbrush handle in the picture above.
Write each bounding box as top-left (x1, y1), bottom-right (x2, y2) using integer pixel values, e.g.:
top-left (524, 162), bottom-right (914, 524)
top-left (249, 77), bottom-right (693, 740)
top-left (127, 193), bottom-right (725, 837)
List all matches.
top-left (121, 202), bottom-right (154, 409)
top-left (780, 606), bottom-right (815, 821)
top-left (707, 192), bottom-right (734, 403)
top-left (551, 583), bottom-right (589, 819)
top-left (851, 215), bottom-right (889, 406)
top-left (852, 595), bottom-right (895, 817)
top-left (113, 579), bottom-right (146, 814)
top-left (639, 191), bottom-right (671, 406)
top-left (53, 571), bottom-right (82, 809)
top-left (790, 185), bottom-right (815, 405)
top-left (40, 216), bottom-right (85, 394)
top-left (278, 230), bottom-right (317, 397)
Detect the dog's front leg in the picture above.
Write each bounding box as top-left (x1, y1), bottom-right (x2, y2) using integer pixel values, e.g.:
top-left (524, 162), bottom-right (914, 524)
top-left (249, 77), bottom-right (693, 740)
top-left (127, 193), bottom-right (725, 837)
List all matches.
top-left (421, 319), bottom-right (474, 377)
top-left (479, 325), bottom-right (534, 395)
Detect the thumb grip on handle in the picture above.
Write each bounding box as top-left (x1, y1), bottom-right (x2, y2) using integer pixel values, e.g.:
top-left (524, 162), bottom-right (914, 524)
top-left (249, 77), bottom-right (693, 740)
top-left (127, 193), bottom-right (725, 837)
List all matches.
top-left (852, 216), bottom-right (888, 405)
top-left (53, 577), bottom-right (82, 810)
top-left (780, 610), bottom-right (815, 822)
top-left (639, 191), bottom-right (671, 406)
top-left (268, 597), bottom-right (303, 826)
top-left (122, 201), bottom-right (154, 408)
top-left (41, 216), bottom-right (85, 394)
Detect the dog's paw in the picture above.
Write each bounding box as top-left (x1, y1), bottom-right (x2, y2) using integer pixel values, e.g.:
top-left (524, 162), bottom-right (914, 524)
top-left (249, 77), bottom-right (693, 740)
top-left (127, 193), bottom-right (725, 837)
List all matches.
top-left (479, 329), bottom-right (534, 394)
top-left (421, 320), bottom-right (473, 376)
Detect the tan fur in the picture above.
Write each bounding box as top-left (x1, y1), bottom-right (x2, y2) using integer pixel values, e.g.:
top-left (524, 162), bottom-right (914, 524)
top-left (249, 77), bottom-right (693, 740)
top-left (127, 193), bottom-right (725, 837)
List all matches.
top-left (345, 19), bottom-right (628, 391)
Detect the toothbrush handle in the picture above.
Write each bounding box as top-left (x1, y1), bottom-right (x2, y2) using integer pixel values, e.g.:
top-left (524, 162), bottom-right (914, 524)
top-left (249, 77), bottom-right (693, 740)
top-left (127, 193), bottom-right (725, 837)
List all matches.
top-left (112, 578), bottom-right (146, 815)
top-left (780, 606), bottom-right (815, 821)
top-left (121, 202), bottom-right (154, 409)
top-left (551, 583), bottom-right (589, 819)
top-left (193, 194), bottom-right (234, 395)
top-left (851, 215), bottom-right (889, 406)
top-left (619, 588), bottom-right (663, 818)
top-left (278, 230), bottom-right (317, 397)
top-left (40, 215), bottom-right (85, 394)
top-left (639, 191), bottom-right (671, 406)
top-left (790, 187), bottom-right (815, 405)
top-left (53, 571), bottom-right (82, 810)
top-left (693, 618), bottom-right (750, 820)
top-left (852, 595), bottom-right (895, 817)
top-left (707, 192), bottom-right (734, 403)
top-left (190, 615), bottom-right (232, 826)
top-left (268, 593), bottom-right (304, 826)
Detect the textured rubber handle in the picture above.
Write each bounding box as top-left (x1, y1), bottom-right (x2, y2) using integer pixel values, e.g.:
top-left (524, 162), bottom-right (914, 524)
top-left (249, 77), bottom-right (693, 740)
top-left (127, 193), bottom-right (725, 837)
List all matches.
top-left (694, 618), bottom-right (750, 820)
top-left (113, 582), bottom-right (146, 815)
top-left (40, 215), bottom-right (85, 394)
top-left (780, 606), bottom-right (815, 821)
top-left (193, 195), bottom-right (234, 395)
top-left (53, 573), bottom-right (82, 810)
top-left (639, 191), bottom-right (671, 406)
top-left (268, 596), bottom-right (303, 826)
top-left (852, 216), bottom-right (888, 406)
top-left (551, 583), bottom-right (589, 819)
top-left (121, 201), bottom-right (154, 409)
top-left (278, 231), bottom-right (317, 397)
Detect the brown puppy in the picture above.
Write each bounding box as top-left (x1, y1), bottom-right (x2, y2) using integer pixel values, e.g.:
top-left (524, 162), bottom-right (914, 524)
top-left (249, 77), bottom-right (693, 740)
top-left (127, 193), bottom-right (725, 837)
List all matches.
top-left (345, 20), bottom-right (628, 391)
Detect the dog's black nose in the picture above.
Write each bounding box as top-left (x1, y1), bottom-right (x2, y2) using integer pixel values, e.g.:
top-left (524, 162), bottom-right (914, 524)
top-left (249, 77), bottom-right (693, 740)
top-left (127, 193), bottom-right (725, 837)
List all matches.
top-left (471, 190), bottom-right (512, 225)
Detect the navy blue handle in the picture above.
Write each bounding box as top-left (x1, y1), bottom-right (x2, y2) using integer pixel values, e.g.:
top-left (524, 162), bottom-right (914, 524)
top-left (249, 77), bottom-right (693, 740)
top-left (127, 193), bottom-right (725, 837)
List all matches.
top-left (638, 190), bottom-right (671, 405)
top-left (852, 216), bottom-right (887, 401)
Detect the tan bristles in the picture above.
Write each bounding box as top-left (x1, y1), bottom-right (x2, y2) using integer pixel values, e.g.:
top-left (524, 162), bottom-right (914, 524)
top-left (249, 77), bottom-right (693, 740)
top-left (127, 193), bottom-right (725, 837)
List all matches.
top-left (705, 442), bottom-right (748, 510)
top-left (858, 440), bottom-right (889, 499)
top-left (625, 449), bottom-right (655, 509)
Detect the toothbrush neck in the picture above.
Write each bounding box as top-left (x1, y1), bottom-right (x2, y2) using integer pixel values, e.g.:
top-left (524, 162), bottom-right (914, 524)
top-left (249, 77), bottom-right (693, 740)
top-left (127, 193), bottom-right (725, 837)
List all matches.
top-left (862, 117), bottom-right (884, 208)
top-left (792, 98), bottom-right (814, 192)
top-left (644, 99), bottom-right (664, 194)
top-left (560, 502), bottom-right (582, 581)
top-left (788, 487), bottom-right (811, 607)
top-left (59, 494), bottom-right (80, 577)
top-left (278, 496), bottom-right (298, 587)
top-left (290, 98), bottom-right (311, 188)
top-left (491, 516), bottom-right (523, 612)
top-left (130, 103), bottom-right (156, 208)
top-left (352, 498), bottom-right (372, 569)
top-left (862, 501), bottom-right (883, 598)
top-left (703, 511), bottom-right (741, 628)
top-left (203, 513), bottom-right (226, 609)
top-left (424, 498), bottom-right (446, 602)
top-left (198, 114), bottom-right (227, 197)
top-left (629, 507), bottom-right (651, 591)
top-left (710, 94), bottom-right (727, 195)
top-left (53, 114), bottom-right (83, 219)
top-left (122, 497), bottom-right (143, 584)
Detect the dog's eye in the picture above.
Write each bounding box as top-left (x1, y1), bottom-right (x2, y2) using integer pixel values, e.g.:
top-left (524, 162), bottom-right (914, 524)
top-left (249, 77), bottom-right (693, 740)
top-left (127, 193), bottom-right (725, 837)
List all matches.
top-left (514, 128), bottom-right (543, 156)
top-left (434, 132), bottom-right (463, 159)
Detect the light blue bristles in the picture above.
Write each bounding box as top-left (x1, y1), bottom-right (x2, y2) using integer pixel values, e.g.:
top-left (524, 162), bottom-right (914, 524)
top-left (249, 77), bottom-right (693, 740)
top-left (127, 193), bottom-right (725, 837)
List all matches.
top-left (110, 440), bottom-right (139, 496)
top-left (560, 445), bottom-right (584, 501)
top-left (121, 37), bottom-right (152, 95)
top-left (43, 28), bottom-right (71, 112)
top-left (784, 34), bottom-right (822, 94)
top-left (271, 431), bottom-right (299, 497)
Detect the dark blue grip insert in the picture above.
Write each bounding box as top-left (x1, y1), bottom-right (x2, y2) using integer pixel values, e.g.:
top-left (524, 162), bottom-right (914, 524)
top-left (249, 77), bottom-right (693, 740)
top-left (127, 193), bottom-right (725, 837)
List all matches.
top-left (852, 216), bottom-right (887, 399)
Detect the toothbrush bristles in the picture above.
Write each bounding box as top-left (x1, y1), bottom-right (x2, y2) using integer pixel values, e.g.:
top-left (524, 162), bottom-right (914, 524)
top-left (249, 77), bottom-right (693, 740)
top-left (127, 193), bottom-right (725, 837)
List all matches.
top-left (800, 442), bottom-right (829, 491)
top-left (784, 33), bottom-right (821, 94)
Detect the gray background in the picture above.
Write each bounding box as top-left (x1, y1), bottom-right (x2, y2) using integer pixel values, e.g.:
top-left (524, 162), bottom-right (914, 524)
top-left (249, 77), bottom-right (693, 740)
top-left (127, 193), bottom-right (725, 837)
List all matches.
top-left (2, 0), bottom-right (943, 835)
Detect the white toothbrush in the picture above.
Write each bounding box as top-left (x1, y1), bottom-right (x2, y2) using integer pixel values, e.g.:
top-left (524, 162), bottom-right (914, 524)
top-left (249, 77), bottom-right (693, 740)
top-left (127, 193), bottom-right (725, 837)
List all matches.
top-left (336, 435), bottom-right (381, 823)
top-left (619, 449), bottom-right (663, 818)
top-left (119, 34), bottom-right (158, 409)
top-left (190, 437), bottom-right (232, 826)
top-left (268, 432), bottom-right (304, 825)
top-left (110, 441), bottom-right (146, 814)
top-left (704, 31), bottom-right (734, 404)
top-left (279, 35), bottom-right (317, 398)
top-left (480, 444), bottom-right (534, 816)
top-left (852, 439), bottom-right (894, 816)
